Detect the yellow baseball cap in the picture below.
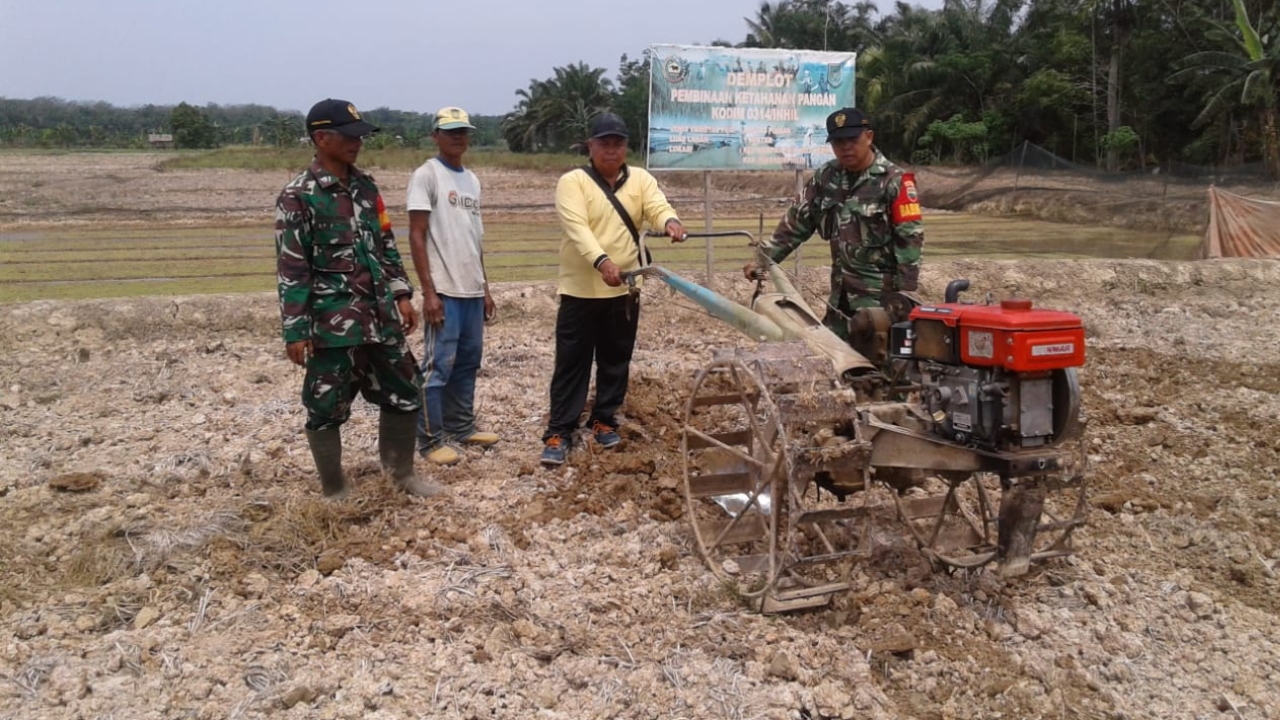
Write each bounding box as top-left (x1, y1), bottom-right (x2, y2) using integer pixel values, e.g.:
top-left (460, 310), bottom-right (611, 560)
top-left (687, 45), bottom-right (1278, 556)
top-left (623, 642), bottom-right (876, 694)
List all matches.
top-left (434, 106), bottom-right (476, 131)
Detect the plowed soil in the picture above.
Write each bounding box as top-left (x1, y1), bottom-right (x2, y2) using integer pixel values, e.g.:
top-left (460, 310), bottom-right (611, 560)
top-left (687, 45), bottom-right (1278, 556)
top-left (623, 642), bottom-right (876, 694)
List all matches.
top-left (1, 154), bottom-right (1279, 720)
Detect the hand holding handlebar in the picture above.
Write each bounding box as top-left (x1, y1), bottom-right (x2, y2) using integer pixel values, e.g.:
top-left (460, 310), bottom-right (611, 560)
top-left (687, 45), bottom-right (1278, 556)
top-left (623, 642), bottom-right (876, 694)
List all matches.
top-left (664, 219), bottom-right (688, 243)
top-left (598, 257), bottom-right (623, 287)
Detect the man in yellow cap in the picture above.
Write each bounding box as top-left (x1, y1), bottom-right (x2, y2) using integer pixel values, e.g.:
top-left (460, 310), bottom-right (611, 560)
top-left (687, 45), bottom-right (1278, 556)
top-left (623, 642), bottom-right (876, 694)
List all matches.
top-left (406, 106), bottom-right (498, 466)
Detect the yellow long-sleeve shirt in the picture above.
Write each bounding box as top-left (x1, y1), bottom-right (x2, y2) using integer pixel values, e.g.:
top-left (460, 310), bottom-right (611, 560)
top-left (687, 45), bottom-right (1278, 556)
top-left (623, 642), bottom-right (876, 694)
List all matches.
top-left (554, 164), bottom-right (679, 298)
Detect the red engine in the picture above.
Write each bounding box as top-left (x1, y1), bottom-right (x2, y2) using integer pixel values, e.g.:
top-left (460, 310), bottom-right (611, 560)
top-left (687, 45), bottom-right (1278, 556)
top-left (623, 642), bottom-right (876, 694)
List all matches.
top-left (891, 285), bottom-right (1085, 451)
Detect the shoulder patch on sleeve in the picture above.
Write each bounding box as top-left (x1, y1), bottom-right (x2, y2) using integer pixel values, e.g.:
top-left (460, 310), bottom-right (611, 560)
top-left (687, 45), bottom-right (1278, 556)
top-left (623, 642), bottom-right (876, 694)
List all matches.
top-left (376, 194), bottom-right (392, 233)
top-left (891, 172), bottom-right (922, 223)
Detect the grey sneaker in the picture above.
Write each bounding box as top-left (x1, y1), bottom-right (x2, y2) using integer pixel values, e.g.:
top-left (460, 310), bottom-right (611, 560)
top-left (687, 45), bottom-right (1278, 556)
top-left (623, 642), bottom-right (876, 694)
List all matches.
top-left (591, 420), bottom-right (621, 449)
top-left (540, 435), bottom-right (568, 466)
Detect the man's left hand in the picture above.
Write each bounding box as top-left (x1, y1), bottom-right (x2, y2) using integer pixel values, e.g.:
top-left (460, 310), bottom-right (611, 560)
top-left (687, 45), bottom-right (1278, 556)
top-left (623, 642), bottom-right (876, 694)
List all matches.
top-left (397, 296), bottom-right (418, 335)
top-left (665, 219), bottom-right (688, 243)
top-left (483, 290), bottom-right (496, 323)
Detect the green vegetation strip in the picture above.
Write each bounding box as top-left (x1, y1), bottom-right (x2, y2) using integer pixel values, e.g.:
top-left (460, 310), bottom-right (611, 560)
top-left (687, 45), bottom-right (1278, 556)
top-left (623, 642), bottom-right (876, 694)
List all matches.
top-left (3, 248), bottom-right (274, 264)
top-left (156, 147), bottom-right (586, 173)
top-left (0, 276), bottom-right (278, 303)
top-left (0, 215), bottom-right (1198, 303)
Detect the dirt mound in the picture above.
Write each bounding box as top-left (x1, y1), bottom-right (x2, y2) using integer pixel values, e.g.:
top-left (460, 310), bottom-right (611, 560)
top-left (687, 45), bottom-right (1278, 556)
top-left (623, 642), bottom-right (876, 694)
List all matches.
top-left (3, 258), bottom-right (1280, 719)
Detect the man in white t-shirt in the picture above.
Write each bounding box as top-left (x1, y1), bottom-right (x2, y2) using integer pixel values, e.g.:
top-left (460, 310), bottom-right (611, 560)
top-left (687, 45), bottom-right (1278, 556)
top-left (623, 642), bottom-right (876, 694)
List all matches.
top-left (405, 106), bottom-right (497, 466)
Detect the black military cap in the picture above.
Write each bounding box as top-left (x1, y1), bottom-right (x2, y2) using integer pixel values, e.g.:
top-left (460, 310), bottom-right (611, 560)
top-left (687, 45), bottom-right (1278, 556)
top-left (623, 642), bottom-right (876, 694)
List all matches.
top-left (306, 98), bottom-right (380, 138)
top-left (589, 112), bottom-right (629, 139)
top-left (825, 107), bottom-right (870, 141)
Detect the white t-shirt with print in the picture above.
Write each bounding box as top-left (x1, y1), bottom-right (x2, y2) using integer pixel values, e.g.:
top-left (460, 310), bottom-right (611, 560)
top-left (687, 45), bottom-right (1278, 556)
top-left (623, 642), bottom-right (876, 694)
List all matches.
top-left (405, 158), bottom-right (486, 298)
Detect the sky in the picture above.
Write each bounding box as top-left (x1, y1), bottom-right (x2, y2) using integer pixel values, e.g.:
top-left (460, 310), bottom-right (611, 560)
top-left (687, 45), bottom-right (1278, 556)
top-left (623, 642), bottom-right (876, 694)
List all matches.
top-left (0, 0), bottom-right (941, 117)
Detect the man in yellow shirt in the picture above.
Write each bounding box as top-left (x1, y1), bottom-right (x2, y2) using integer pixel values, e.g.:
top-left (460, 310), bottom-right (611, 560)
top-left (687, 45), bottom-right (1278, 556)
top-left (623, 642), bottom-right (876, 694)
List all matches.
top-left (540, 112), bottom-right (687, 466)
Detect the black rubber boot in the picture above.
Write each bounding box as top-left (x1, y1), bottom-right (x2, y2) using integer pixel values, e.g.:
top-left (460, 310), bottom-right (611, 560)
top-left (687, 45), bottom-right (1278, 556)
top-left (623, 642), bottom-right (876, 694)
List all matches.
top-left (380, 409), bottom-right (447, 497)
top-left (305, 426), bottom-right (348, 499)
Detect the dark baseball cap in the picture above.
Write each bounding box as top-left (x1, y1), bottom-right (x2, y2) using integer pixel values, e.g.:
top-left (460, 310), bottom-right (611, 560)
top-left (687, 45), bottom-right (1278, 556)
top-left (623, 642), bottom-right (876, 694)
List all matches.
top-left (825, 107), bottom-right (870, 141)
top-left (589, 112), bottom-right (629, 139)
top-left (306, 98), bottom-right (380, 138)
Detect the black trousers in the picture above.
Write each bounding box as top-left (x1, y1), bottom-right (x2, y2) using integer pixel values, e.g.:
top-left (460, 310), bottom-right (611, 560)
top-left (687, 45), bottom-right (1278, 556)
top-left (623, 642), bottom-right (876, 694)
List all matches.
top-left (543, 294), bottom-right (639, 442)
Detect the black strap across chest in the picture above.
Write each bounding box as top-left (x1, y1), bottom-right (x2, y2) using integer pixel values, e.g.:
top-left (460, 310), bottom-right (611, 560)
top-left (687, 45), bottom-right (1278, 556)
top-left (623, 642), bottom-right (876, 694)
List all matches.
top-left (582, 164), bottom-right (640, 245)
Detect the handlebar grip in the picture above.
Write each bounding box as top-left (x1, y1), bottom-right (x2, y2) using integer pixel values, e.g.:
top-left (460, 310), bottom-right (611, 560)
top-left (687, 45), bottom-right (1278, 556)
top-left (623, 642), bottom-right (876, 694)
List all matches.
top-left (640, 230), bottom-right (756, 242)
top-left (679, 230), bottom-right (757, 241)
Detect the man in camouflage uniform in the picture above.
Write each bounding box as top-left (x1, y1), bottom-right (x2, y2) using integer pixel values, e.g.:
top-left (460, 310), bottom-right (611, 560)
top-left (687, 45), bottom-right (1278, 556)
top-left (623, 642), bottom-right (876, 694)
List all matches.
top-left (745, 107), bottom-right (925, 344)
top-left (275, 98), bottom-right (443, 499)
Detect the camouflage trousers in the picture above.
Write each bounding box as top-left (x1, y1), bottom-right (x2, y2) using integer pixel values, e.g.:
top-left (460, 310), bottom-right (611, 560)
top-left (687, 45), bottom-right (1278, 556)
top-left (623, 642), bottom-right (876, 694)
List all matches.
top-left (821, 286), bottom-right (882, 344)
top-left (302, 340), bottom-right (422, 431)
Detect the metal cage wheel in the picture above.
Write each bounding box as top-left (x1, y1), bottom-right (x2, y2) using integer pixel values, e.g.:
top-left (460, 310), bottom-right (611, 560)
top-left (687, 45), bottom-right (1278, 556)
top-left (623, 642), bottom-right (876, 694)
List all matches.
top-left (894, 466), bottom-right (1089, 574)
top-left (682, 357), bottom-right (791, 601)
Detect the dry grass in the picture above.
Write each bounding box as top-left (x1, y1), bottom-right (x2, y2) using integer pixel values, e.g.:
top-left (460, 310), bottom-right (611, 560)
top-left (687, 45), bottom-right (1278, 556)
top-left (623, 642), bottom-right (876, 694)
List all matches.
top-left (0, 471), bottom-right (426, 631)
top-left (59, 540), bottom-right (135, 590)
top-left (0, 553), bottom-right (27, 608)
top-left (126, 510), bottom-right (248, 567)
top-left (0, 494), bottom-right (130, 607)
top-left (0, 527), bottom-right (148, 634)
top-left (241, 478), bottom-right (408, 574)
top-left (9, 656), bottom-right (59, 698)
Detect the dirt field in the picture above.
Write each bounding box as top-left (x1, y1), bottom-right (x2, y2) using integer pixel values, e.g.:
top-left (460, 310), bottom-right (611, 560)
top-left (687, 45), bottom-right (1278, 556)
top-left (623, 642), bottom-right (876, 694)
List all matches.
top-left (2, 154), bottom-right (1280, 720)
top-left (1, 150), bottom-right (1252, 232)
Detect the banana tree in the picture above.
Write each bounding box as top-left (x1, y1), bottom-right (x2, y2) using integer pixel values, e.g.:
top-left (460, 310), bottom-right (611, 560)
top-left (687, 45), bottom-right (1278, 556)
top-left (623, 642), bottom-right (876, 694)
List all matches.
top-left (1172, 0), bottom-right (1279, 178)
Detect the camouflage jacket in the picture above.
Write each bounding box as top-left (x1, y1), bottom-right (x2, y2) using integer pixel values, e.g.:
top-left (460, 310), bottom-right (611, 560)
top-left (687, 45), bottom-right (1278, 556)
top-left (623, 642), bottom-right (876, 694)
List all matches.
top-left (760, 150), bottom-right (924, 308)
top-left (275, 159), bottom-right (413, 348)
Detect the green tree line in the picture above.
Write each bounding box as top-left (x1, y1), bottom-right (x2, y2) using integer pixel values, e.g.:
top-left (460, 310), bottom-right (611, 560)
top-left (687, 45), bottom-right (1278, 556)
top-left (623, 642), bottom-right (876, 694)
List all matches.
top-left (0, 97), bottom-right (505, 150)
top-left (504, 0), bottom-right (1279, 177)
top-left (3, 0), bottom-right (1275, 176)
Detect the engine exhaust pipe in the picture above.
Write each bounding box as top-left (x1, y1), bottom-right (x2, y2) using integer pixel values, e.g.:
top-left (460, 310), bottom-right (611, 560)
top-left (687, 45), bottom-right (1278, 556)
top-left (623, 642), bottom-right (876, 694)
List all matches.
top-left (944, 279), bottom-right (971, 304)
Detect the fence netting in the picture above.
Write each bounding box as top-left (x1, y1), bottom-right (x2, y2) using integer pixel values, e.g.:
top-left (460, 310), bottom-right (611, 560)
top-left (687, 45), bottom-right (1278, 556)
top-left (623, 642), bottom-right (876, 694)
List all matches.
top-left (917, 141), bottom-right (1278, 251)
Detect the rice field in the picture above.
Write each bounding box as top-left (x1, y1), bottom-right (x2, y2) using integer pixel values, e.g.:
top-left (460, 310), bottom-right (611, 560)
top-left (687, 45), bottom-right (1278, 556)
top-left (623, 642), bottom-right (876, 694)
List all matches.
top-left (0, 214), bottom-right (1199, 303)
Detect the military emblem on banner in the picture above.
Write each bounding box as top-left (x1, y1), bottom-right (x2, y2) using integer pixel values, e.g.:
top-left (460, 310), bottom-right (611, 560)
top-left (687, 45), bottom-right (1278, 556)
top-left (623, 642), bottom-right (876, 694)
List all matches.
top-left (826, 62), bottom-right (846, 89)
top-left (663, 56), bottom-right (688, 84)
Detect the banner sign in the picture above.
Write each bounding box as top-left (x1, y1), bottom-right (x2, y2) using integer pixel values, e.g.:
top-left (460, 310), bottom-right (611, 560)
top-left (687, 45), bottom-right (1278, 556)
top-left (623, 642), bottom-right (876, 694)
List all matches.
top-left (647, 44), bottom-right (856, 171)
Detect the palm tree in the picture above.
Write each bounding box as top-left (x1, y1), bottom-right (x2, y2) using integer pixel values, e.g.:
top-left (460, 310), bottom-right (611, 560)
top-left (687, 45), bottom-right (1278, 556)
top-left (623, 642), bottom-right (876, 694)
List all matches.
top-left (504, 79), bottom-right (556, 152)
top-left (550, 62), bottom-right (616, 142)
top-left (842, 1), bottom-right (882, 52)
top-left (861, 0), bottom-right (1022, 154)
top-left (1172, 0), bottom-right (1279, 177)
top-left (744, 0), bottom-right (880, 52)
top-left (503, 62), bottom-right (615, 152)
top-left (860, 3), bottom-right (945, 150)
top-left (744, 1), bottom-right (787, 47)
